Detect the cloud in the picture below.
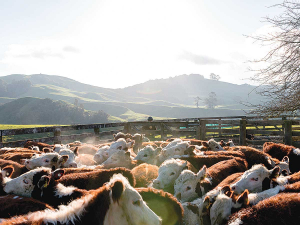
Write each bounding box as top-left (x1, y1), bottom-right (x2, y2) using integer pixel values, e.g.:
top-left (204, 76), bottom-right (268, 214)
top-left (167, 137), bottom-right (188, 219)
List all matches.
top-left (63, 46), bottom-right (80, 53)
top-left (16, 50), bottom-right (64, 59)
top-left (179, 51), bottom-right (227, 65)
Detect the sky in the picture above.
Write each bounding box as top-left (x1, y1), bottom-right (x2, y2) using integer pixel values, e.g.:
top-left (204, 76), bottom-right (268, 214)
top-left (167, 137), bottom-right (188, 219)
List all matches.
top-left (0, 0), bottom-right (284, 89)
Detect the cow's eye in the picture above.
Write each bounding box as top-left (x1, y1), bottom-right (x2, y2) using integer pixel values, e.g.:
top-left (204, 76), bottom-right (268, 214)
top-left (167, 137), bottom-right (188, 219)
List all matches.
top-left (170, 172), bottom-right (175, 176)
top-left (144, 154), bottom-right (148, 157)
top-left (44, 159), bottom-right (49, 163)
top-left (251, 178), bottom-right (258, 181)
top-left (133, 199), bottom-right (141, 206)
top-left (23, 179), bottom-right (29, 184)
top-left (186, 186), bottom-right (191, 191)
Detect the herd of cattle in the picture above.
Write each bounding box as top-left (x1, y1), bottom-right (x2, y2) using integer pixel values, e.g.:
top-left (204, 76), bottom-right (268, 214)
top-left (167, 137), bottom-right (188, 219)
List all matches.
top-left (0, 132), bottom-right (299, 224)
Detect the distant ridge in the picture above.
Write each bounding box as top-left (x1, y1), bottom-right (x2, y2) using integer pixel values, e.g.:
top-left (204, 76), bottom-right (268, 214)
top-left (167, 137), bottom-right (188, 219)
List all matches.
top-left (0, 73), bottom-right (265, 121)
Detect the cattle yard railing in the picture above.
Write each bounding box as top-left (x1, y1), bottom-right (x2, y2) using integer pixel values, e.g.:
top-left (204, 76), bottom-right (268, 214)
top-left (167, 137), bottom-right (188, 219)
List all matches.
top-left (2, 115), bottom-right (300, 148)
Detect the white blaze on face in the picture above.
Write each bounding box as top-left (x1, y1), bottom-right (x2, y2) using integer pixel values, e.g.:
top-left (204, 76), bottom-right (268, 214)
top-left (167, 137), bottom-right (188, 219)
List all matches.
top-left (59, 149), bottom-right (77, 168)
top-left (104, 174), bottom-right (162, 225)
top-left (161, 141), bottom-right (190, 159)
top-left (151, 158), bottom-right (187, 191)
top-left (231, 165), bottom-right (275, 194)
top-left (93, 145), bottom-right (111, 164)
top-left (208, 139), bottom-right (224, 151)
top-left (174, 166), bottom-right (207, 203)
top-left (3, 168), bottom-right (51, 197)
top-left (134, 145), bottom-right (160, 165)
top-left (210, 193), bottom-right (233, 225)
top-left (24, 153), bottom-right (63, 170)
top-left (109, 138), bottom-right (128, 150)
top-left (101, 150), bottom-right (132, 169)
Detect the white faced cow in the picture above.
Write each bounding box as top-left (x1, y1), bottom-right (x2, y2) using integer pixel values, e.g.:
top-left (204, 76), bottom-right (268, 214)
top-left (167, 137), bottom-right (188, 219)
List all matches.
top-left (134, 145), bottom-right (162, 165)
top-left (151, 159), bottom-right (189, 194)
top-left (21, 153), bottom-right (68, 171)
top-left (231, 164), bottom-right (280, 194)
top-left (173, 166), bottom-right (207, 202)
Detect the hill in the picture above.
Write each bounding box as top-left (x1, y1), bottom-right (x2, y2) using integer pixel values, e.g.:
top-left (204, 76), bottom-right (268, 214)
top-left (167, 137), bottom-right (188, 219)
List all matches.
top-left (0, 74), bottom-right (265, 121)
top-left (0, 97), bottom-right (110, 125)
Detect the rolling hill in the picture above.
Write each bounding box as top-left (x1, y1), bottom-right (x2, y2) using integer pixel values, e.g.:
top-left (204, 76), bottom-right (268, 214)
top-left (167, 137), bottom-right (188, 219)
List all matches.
top-left (0, 74), bottom-right (265, 122)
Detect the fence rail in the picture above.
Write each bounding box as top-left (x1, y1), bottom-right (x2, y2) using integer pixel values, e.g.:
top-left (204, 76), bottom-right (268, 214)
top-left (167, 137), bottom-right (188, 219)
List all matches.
top-left (2, 115), bottom-right (300, 148)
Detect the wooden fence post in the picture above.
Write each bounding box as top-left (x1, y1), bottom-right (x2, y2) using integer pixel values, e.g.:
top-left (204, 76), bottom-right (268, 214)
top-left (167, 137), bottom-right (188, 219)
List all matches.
top-left (160, 123), bottom-right (165, 140)
top-left (94, 126), bottom-right (100, 141)
top-left (123, 123), bottom-right (130, 133)
top-left (284, 120), bottom-right (292, 145)
top-left (239, 119), bottom-right (247, 146)
top-left (196, 121), bottom-right (201, 140)
top-left (54, 128), bottom-right (61, 144)
top-left (200, 120), bottom-right (206, 140)
top-left (0, 131), bottom-right (3, 148)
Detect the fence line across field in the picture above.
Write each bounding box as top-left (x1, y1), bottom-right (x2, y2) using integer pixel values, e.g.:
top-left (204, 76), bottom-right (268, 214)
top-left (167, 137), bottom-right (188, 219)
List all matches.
top-left (1, 115), bottom-right (300, 148)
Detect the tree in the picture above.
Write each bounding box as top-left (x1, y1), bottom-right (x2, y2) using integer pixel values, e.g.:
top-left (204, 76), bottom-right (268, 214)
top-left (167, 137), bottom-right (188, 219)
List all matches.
top-left (204, 92), bottom-right (217, 109)
top-left (194, 96), bottom-right (201, 108)
top-left (248, 1), bottom-right (300, 116)
top-left (210, 73), bottom-right (220, 81)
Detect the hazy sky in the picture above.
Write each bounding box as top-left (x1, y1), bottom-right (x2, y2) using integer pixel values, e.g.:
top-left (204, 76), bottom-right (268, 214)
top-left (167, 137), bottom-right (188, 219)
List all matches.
top-left (0, 0), bottom-right (283, 88)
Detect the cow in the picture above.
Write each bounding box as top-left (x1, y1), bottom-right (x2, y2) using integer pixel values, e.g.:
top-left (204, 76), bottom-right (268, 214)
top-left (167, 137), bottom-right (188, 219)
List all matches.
top-left (0, 195), bottom-right (54, 218)
top-left (0, 152), bottom-right (41, 164)
top-left (58, 167), bottom-right (136, 190)
top-left (136, 187), bottom-right (184, 225)
top-left (134, 145), bottom-right (162, 166)
top-left (131, 163), bottom-right (159, 187)
top-left (58, 148), bottom-right (78, 168)
top-left (174, 165), bottom-right (207, 202)
top-left (0, 159), bottom-right (29, 178)
top-left (93, 145), bottom-right (111, 164)
top-left (24, 141), bottom-right (53, 151)
top-left (178, 154), bottom-right (238, 171)
top-left (151, 158), bottom-right (197, 194)
top-left (1, 174), bottom-right (162, 225)
top-left (100, 150), bottom-right (137, 169)
top-left (227, 193), bottom-right (300, 225)
top-left (21, 153), bottom-right (69, 170)
top-left (174, 158), bottom-right (247, 202)
top-left (113, 132), bottom-right (133, 141)
top-left (263, 142), bottom-right (300, 173)
top-left (132, 133), bottom-right (146, 154)
top-left (230, 164), bottom-right (280, 194)
top-left (201, 139), bottom-right (224, 151)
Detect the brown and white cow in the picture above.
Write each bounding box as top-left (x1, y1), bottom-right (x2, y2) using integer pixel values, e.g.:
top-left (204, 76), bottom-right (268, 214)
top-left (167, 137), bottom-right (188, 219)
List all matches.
top-left (1, 174), bottom-right (162, 225)
top-left (230, 164), bottom-right (280, 194)
top-left (151, 158), bottom-right (197, 194)
top-left (263, 142), bottom-right (300, 173)
top-left (21, 153), bottom-right (68, 170)
top-left (132, 163), bottom-right (159, 187)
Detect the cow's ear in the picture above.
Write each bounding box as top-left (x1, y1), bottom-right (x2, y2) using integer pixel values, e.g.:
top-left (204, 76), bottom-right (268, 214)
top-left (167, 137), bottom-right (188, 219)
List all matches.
top-left (42, 148), bottom-right (52, 153)
top-left (220, 140), bottom-right (225, 147)
top-left (52, 169), bottom-right (65, 180)
top-left (202, 141), bottom-right (209, 147)
top-left (59, 155), bottom-right (69, 165)
top-left (269, 166), bottom-right (280, 179)
top-left (111, 180), bottom-right (124, 203)
top-left (113, 134), bottom-right (116, 138)
top-left (117, 146), bottom-right (123, 150)
top-left (38, 175), bottom-right (51, 189)
top-left (237, 189), bottom-right (249, 206)
top-left (73, 147), bottom-right (79, 156)
top-left (125, 152), bottom-right (131, 157)
top-left (202, 196), bottom-right (211, 214)
top-left (2, 166), bottom-right (14, 178)
top-left (220, 185), bottom-right (231, 195)
top-left (197, 165), bottom-right (207, 180)
top-left (282, 156), bottom-right (289, 164)
top-left (195, 182), bottom-right (202, 197)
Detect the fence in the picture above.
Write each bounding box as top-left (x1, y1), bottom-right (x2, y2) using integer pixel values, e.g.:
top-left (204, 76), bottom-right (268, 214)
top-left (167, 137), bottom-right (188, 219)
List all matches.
top-left (2, 116), bottom-right (300, 148)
